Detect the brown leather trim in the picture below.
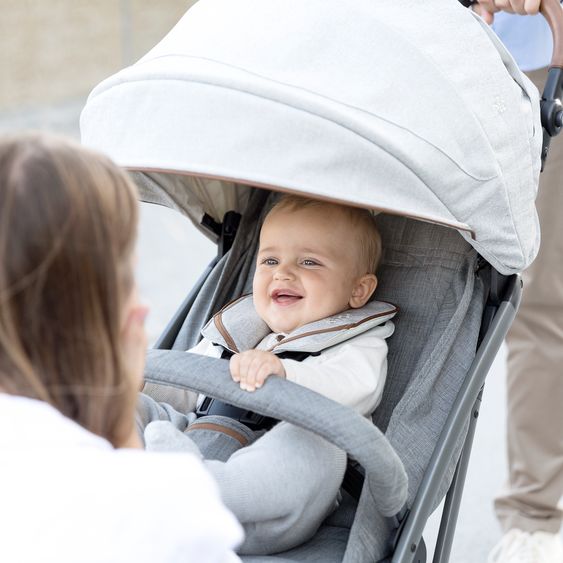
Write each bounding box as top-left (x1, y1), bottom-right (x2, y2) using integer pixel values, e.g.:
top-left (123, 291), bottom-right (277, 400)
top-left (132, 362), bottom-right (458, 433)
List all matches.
top-left (268, 305), bottom-right (398, 351)
top-left (127, 168), bottom-right (476, 238)
top-left (186, 422), bottom-right (249, 446)
top-left (214, 294), bottom-right (252, 315)
top-left (541, 0), bottom-right (563, 68)
top-left (214, 312), bottom-right (238, 352)
top-left (211, 294), bottom-right (254, 354)
top-left (212, 302), bottom-right (243, 353)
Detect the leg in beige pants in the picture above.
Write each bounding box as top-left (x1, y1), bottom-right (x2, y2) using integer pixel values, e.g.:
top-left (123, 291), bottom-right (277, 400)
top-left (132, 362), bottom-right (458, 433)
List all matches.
top-left (494, 67), bottom-right (563, 534)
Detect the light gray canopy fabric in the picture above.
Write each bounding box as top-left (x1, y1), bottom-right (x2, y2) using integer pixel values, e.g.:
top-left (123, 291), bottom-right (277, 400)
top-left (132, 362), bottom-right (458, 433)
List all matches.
top-left (81, 0), bottom-right (541, 275)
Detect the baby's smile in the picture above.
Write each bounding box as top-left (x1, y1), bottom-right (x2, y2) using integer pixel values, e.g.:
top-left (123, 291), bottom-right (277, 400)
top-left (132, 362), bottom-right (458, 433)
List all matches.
top-left (253, 201), bottom-right (378, 334)
top-left (270, 288), bottom-right (303, 306)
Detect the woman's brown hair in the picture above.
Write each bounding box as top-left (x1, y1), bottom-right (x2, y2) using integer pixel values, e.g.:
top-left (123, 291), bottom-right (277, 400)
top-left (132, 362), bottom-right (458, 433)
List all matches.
top-left (0, 133), bottom-right (139, 447)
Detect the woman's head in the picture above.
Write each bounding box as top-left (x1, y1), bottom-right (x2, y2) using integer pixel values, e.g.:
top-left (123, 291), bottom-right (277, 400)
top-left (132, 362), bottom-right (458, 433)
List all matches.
top-left (0, 133), bottom-right (140, 447)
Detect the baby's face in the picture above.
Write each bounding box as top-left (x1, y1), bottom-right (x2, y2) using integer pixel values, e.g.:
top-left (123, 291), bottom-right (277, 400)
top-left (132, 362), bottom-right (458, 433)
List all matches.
top-left (253, 205), bottom-right (365, 334)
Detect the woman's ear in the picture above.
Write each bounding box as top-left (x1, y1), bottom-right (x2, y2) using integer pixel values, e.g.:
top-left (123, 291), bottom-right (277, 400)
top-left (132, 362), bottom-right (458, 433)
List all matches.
top-left (349, 274), bottom-right (378, 309)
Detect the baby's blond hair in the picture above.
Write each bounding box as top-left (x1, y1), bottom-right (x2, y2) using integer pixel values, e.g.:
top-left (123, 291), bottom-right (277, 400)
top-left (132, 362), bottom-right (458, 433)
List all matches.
top-left (268, 194), bottom-right (382, 275)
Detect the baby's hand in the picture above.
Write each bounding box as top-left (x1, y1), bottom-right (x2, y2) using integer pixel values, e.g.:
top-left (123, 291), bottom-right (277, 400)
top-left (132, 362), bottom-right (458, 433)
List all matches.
top-left (229, 350), bottom-right (286, 392)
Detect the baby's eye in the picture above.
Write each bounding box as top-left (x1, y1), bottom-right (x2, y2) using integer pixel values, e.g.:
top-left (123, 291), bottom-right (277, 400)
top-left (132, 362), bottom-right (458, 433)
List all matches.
top-left (301, 259), bottom-right (319, 266)
top-left (261, 258), bottom-right (278, 266)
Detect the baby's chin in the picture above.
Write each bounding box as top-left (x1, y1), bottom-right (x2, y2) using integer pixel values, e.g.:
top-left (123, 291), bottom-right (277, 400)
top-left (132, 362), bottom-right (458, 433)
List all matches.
top-left (269, 323), bottom-right (298, 335)
top-left (269, 317), bottom-right (321, 335)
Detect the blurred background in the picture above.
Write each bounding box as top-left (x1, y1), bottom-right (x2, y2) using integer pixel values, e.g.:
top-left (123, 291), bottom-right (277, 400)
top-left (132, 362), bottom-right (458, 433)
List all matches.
top-left (0, 0), bottom-right (215, 343)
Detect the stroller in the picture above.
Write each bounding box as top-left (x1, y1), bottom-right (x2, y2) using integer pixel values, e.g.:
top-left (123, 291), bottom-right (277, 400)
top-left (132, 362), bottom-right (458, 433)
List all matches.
top-left (80, 0), bottom-right (563, 561)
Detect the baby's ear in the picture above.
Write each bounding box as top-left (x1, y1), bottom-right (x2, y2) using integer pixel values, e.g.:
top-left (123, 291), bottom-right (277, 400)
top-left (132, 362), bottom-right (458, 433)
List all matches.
top-left (349, 274), bottom-right (378, 309)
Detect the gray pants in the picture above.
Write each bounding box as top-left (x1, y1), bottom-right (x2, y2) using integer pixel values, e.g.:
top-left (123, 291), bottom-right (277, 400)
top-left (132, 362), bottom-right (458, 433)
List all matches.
top-left (137, 393), bottom-right (347, 555)
top-left (494, 68), bottom-right (563, 535)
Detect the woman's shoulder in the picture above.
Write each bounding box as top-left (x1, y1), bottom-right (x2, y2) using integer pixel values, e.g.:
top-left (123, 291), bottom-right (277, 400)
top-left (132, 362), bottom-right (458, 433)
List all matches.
top-left (0, 394), bottom-right (242, 563)
top-left (0, 393), bottom-right (111, 449)
top-left (100, 449), bottom-right (244, 562)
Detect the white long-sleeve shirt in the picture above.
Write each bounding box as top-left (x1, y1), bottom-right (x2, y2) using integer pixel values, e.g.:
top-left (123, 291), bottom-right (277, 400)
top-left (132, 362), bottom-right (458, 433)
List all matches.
top-left (190, 320), bottom-right (393, 417)
top-left (0, 393), bottom-right (243, 563)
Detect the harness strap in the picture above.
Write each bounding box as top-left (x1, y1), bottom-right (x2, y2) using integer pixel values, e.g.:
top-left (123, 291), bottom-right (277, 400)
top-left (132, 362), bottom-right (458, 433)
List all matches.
top-left (195, 347), bottom-right (317, 430)
top-left (186, 421), bottom-right (250, 446)
top-left (220, 349), bottom-right (320, 361)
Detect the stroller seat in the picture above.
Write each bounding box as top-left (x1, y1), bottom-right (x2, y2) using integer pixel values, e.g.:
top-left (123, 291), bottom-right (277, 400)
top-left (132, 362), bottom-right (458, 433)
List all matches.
top-left (142, 193), bottom-right (489, 562)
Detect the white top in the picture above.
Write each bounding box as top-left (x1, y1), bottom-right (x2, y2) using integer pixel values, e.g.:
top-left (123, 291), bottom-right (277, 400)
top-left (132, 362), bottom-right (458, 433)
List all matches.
top-left (191, 321), bottom-right (393, 417)
top-left (0, 394), bottom-right (243, 563)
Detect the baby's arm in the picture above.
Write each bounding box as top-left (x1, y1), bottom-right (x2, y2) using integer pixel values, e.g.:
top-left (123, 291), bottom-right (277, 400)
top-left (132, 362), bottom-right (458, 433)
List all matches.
top-left (229, 350), bottom-right (286, 392)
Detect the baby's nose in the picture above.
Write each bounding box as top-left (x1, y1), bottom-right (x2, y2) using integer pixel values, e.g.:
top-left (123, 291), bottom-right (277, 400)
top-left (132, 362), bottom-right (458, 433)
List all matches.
top-left (273, 265), bottom-right (294, 280)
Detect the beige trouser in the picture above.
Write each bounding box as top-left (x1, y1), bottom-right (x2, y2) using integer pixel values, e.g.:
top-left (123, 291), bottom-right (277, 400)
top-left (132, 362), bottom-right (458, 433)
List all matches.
top-left (494, 67), bottom-right (563, 534)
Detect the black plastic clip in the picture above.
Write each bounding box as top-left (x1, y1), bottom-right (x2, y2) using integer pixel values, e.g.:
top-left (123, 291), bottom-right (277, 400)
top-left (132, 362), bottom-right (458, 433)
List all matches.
top-left (540, 66), bottom-right (563, 171)
top-left (218, 211), bottom-right (241, 257)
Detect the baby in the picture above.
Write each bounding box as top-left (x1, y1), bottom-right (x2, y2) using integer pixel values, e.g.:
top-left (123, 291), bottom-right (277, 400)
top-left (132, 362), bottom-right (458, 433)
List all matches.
top-left (139, 195), bottom-right (396, 554)
top-left (190, 195), bottom-right (395, 412)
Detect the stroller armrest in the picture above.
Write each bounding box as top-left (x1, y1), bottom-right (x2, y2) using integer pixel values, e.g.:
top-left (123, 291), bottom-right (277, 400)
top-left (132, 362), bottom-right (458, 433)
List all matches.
top-left (144, 349), bottom-right (408, 517)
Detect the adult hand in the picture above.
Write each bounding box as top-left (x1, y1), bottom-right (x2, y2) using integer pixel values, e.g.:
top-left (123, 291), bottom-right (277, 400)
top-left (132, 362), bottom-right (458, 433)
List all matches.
top-left (230, 350), bottom-right (286, 392)
top-left (472, 0), bottom-right (542, 24)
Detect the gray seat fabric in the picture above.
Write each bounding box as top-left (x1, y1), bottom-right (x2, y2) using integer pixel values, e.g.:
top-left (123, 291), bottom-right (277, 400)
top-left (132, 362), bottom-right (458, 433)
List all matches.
top-left (158, 190), bottom-right (485, 561)
top-left (343, 215), bottom-right (484, 562)
top-left (242, 526), bottom-right (350, 563)
top-left (375, 214), bottom-right (483, 505)
top-left (171, 189), bottom-right (271, 351)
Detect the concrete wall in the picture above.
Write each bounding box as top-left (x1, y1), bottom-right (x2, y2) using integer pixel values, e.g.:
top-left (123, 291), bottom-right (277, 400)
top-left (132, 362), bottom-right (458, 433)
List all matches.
top-left (0, 0), bottom-right (194, 112)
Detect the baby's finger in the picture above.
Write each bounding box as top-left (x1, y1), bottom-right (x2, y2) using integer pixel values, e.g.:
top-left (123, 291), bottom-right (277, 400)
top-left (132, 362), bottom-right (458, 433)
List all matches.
top-left (229, 354), bottom-right (241, 382)
top-left (254, 364), bottom-right (273, 389)
top-left (237, 353), bottom-right (255, 382)
top-left (243, 356), bottom-right (264, 391)
top-left (233, 353), bottom-right (252, 389)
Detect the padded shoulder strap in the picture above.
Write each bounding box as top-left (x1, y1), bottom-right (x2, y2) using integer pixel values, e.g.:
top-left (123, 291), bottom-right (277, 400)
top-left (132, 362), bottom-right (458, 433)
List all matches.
top-left (201, 294), bottom-right (397, 354)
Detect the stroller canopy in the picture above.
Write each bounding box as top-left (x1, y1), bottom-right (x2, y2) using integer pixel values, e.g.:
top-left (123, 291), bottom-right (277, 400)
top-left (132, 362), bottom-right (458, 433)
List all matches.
top-left (81, 0), bottom-right (542, 275)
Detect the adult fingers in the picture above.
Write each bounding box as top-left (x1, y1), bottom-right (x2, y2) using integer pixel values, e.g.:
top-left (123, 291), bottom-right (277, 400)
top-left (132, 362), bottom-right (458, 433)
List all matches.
top-left (476, 0), bottom-right (499, 11)
top-left (524, 0), bottom-right (541, 14)
top-left (472, 3), bottom-right (496, 24)
top-left (506, 0), bottom-right (540, 14)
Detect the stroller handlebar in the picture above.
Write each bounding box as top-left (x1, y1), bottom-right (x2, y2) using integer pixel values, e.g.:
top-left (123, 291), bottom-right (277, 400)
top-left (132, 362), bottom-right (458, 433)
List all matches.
top-left (144, 349), bottom-right (409, 518)
top-left (541, 0), bottom-right (563, 67)
top-left (539, 0), bottom-right (563, 167)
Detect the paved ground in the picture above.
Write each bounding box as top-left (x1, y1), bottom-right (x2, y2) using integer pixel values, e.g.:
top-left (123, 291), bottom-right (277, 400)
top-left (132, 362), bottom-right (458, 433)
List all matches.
top-left (2, 100), bottom-right (561, 562)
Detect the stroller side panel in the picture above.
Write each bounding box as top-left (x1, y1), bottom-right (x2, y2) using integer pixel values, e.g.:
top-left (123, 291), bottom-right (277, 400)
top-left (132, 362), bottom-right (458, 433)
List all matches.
top-left (393, 273), bottom-right (521, 563)
top-left (345, 216), bottom-right (485, 562)
top-left (167, 189), bottom-right (270, 351)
